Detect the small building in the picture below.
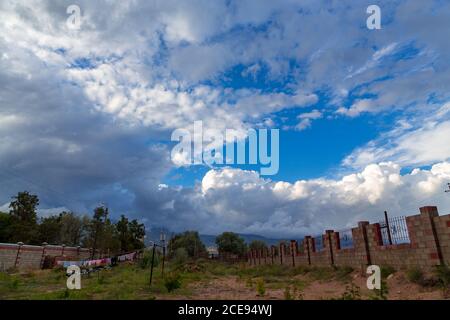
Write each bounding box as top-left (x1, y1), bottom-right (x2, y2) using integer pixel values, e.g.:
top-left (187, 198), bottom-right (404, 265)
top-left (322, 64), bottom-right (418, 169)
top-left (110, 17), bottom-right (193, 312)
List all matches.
top-left (206, 246), bottom-right (219, 259)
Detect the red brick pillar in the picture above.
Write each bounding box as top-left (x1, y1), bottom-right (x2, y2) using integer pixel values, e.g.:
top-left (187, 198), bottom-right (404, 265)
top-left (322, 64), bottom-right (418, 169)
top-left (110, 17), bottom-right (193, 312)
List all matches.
top-left (304, 236), bottom-right (311, 265)
top-left (270, 245), bottom-right (275, 264)
top-left (325, 230), bottom-right (335, 266)
top-left (290, 240), bottom-right (296, 267)
top-left (357, 221), bottom-right (371, 266)
top-left (279, 243), bottom-right (284, 265)
top-left (264, 248), bottom-right (267, 264)
top-left (407, 206), bottom-right (444, 266)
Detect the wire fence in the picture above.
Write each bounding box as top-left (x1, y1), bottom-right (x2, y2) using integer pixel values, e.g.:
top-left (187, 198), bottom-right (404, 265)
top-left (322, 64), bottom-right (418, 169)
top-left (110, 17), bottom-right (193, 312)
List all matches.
top-left (379, 215), bottom-right (410, 245)
top-left (337, 228), bottom-right (354, 249)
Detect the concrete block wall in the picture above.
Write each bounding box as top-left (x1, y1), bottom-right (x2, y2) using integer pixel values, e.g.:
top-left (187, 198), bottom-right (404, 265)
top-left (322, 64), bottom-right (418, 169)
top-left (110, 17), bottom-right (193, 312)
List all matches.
top-left (0, 243), bottom-right (92, 271)
top-left (248, 206), bottom-right (450, 271)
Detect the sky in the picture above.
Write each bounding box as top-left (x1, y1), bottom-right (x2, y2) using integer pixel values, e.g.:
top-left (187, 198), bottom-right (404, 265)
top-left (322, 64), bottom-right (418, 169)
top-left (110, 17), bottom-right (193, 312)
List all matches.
top-left (1, 0), bottom-right (450, 238)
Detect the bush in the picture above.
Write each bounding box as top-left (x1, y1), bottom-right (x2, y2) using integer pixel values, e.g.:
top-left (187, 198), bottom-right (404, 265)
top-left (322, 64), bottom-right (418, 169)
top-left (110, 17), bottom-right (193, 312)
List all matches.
top-left (215, 232), bottom-right (247, 256)
top-left (368, 278), bottom-right (388, 300)
top-left (340, 283), bottom-right (361, 300)
top-left (381, 265), bottom-right (396, 279)
top-left (139, 250), bottom-right (160, 269)
top-left (173, 248), bottom-right (189, 266)
top-left (164, 272), bottom-right (182, 292)
top-left (406, 267), bottom-right (424, 284)
top-left (335, 266), bottom-right (354, 281)
top-left (434, 264), bottom-right (450, 298)
top-left (283, 287), bottom-right (293, 300)
top-left (168, 231), bottom-right (207, 258)
top-left (256, 278), bottom-right (265, 296)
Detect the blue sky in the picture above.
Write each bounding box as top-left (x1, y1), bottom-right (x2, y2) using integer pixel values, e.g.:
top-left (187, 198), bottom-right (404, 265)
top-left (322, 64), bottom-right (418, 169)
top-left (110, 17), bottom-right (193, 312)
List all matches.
top-left (1, 0), bottom-right (450, 237)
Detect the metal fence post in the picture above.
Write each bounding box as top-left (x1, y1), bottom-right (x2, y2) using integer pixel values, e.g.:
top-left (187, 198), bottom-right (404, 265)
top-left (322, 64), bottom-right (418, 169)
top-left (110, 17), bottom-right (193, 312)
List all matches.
top-left (149, 243), bottom-right (156, 286)
top-left (40, 242), bottom-right (48, 269)
top-left (384, 211), bottom-right (393, 245)
top-left (14, 242), bottom-right (23, 269)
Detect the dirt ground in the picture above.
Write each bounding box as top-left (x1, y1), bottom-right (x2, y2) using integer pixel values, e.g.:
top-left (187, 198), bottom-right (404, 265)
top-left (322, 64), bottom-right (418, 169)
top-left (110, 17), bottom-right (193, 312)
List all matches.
top-left (174, 271), bottom-right (444, 300)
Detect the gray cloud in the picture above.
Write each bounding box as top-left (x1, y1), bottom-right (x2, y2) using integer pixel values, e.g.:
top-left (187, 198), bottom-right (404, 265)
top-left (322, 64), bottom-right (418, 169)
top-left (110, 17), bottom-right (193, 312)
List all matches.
top-left (1, 1), bottom-right (450, 237)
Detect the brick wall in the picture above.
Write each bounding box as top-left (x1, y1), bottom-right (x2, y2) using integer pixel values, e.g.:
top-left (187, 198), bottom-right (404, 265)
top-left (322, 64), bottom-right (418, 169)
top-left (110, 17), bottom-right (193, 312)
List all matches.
top-left (248, 206), bottom-right (450, 270)
top-left (0, 243), bottom-right (94, 271)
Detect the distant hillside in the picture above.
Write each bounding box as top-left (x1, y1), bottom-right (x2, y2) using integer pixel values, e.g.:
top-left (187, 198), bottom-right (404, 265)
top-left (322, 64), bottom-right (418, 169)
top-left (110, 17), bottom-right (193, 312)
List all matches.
top-left (145, 227), bottom-right (290, 248)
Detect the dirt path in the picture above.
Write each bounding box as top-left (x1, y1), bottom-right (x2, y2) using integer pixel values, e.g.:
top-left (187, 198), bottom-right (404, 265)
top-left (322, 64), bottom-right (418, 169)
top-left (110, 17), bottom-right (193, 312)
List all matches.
top-left (170, 272), bottom-right (444, 300)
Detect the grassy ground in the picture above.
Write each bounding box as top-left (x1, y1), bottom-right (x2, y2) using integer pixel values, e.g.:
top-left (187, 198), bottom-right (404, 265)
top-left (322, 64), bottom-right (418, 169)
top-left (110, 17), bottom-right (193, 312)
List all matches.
top-left (0, 260), bottom-right (448, 300)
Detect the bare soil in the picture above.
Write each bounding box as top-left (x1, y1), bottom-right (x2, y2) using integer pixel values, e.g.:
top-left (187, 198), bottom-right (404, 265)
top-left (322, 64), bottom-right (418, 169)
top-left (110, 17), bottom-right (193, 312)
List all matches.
top-left (171, 271), bottom-right (444, 300)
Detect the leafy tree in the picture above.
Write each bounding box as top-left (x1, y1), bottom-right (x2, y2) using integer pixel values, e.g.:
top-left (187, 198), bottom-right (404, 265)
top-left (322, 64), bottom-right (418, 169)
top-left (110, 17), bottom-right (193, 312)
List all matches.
top-left (37, 212), bottom-right (89, 246)
top-left (59, 212), bottom-right (89, 246)
top-left (215, 232), bottom-right (247, 256)
top-left (116, 215), bottom-right (145, 252)
top-left (128, 219), bottom-right (145, 250)
top-left (85, 206), bottom-right (109, 258)
top-left (0, 212), bottom-right (12, 242)
top-left (8, 191), bottom-right (39, 243)
top-left (9, 191), bottom-right (39, 223)
top-left (38, 215), bottom-right (62, 244)
top-left (249, 240), bottom-right (268, 251)
top-left (168, 231), bottom-right (207, 258)
top-left (0, 191), bottom-right (144, 255)
top-left (116, 215), bottom-right (130, 252)
top-left (98, 219), bottom-right (120, 255)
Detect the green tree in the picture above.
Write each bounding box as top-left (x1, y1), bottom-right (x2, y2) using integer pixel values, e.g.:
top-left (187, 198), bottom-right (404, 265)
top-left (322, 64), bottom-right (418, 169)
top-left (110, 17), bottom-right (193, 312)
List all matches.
top-left (8, 191), bottom-right (39, 243)
top-left (9, 191), bottom-right (39, 223)
top-left (0, 212), bottom-right (12, 242)
top-left (98, 219), bottom-right (120, 255)
top-left (59, 212), bottom-right (89, 246)
top-left (38, 215), bottom-right (62, 244)
top-left (128, 219), bottom-right (145, 250)
top-left (116, 215), bottom-right (130, 252)
top-left (215, 232), bottom-right (247, 256)
top-left (85, 206), bottom-right (109, 258)
top-left (249, 240), bottom-right (267, 251)
top-left (116, 215), bottom-right (145, 252)
top-left (168, 231), bottom-right (207, 258)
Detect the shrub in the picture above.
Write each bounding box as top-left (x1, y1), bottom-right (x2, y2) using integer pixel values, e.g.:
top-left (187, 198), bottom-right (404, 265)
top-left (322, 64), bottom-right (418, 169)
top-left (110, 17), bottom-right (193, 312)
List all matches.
top-left (335, 266), bottom-right (354, 281)
top-left (380, 265), bottom-right (396, 279)
top-left (283, 286), bottom-right (293, 300)
top-left (256, 278), bottom-right (265, 296)
top-left (139, 251), bottom-right (160, 269)
top-left (340, 283), bottom-right (361, 300)
top-left (245, 277), bottom-right (253, 288)
top-left (310, 266), bottom-right (334, 281)
top-left (434, 264), bottom-right (450, 298)
top-left (164, 272), bottom-right (182, 292)
top-left (9, 278), bottom-right (20, 290)
top-left (292, 286), bottom-right (304, 300)
top-left (172, 248), bottom-right (189, 266)
top-left (369, 279), bottom-right (388, 300)
top-left (215, 232), bottom-right (247, 256)
top-left (406, 267), bottom-right (424, 284)
top-left (168, 231), bottom-right (207, 258)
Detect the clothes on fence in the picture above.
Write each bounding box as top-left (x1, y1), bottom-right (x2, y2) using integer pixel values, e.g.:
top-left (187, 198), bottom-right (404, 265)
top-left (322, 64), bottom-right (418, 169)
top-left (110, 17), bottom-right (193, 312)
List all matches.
top-left (57, 260), bottom-right (84, 268)
top-left (56, 252), bottom-right (137, 269)
top-left (57, 257), bottom-right (112, 268)
top-left (117, 252), bottom-right (136, 262)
